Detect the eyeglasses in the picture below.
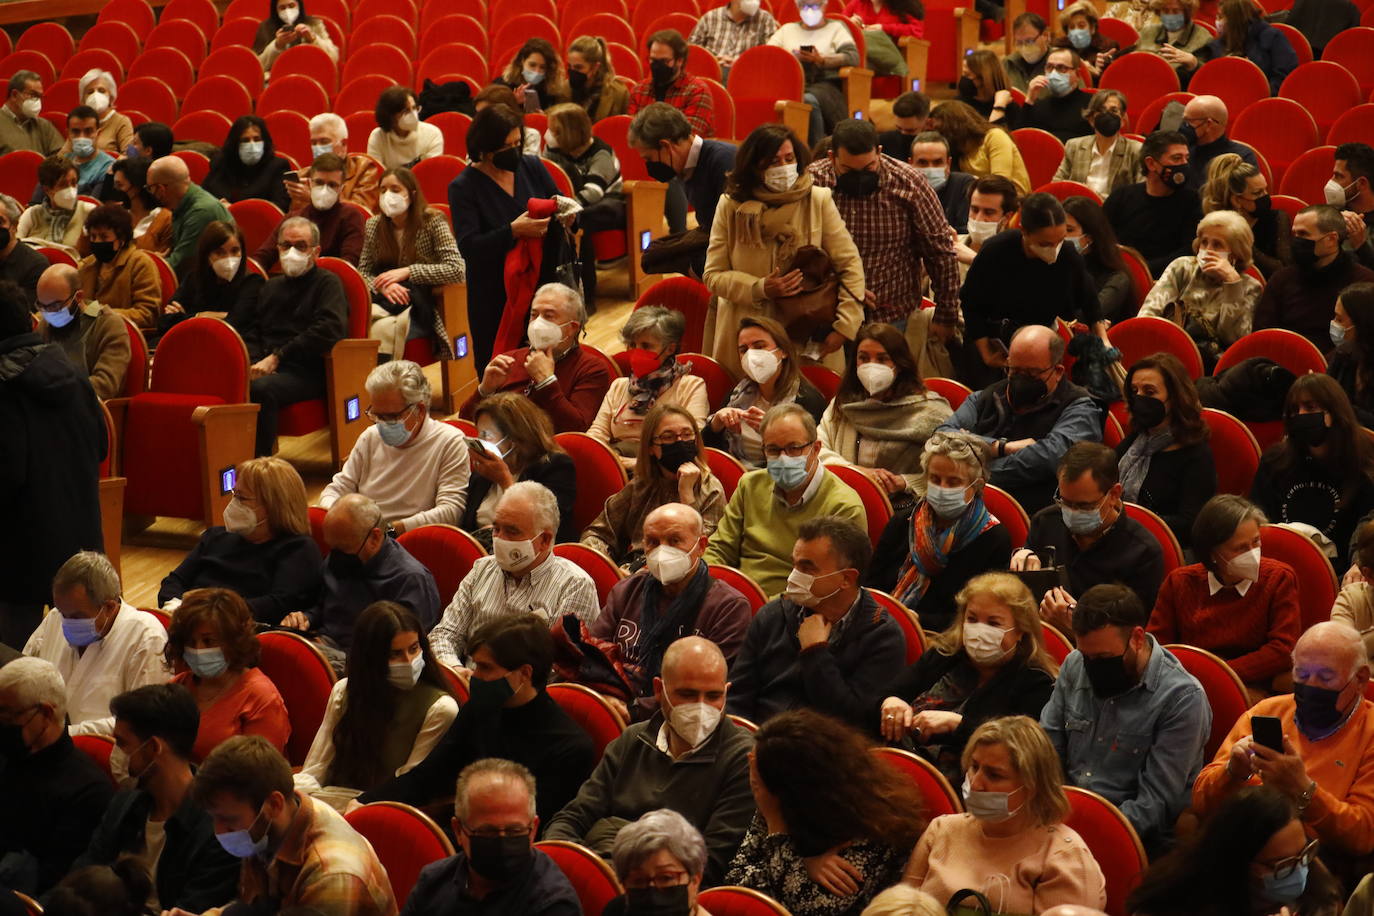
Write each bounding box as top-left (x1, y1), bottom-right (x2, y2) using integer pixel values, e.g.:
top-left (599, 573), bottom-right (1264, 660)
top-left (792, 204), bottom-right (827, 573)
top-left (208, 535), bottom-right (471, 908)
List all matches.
top-left (461, 822), bottom-right (534, 839)
top-left (1004, 364), bottom-right (1054, 380)
top-left (1045, 63), bottom-right (1075, 74)
top-left (625, 874), bottom-right (690, 890)
top-left (277, 240), bottom-right (312, 252)
top-left (366, 402), bottom-right (419, 424)
top-left (1264, 839), bottom-right (1319, 881)
top-left (652, 430), bottom-right (696, 446)
top-left (39, 292), bottom-right (77, 313)
top-left (762, 441), bottom-right (814, 459)
top-left (1053, 488), bottom-right (1109, 513)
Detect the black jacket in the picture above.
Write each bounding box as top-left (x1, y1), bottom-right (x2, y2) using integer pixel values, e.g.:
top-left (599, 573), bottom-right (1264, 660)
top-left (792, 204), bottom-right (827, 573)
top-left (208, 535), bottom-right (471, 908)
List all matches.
top-left (461, 453), bottom-right (578, 543)
top-left (1115, 435), bottom-right (1217, 550)
top-left (202, 153), bottom-right (292, 211)
top-left (228, 266), bottom-right (348, 376)
top-left (684, 139), bottom-right (737, 236)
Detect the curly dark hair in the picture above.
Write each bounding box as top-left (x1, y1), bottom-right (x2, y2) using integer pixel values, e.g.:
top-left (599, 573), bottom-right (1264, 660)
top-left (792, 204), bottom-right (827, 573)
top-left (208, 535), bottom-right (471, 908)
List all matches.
top-left (164, 587), bottom-right (261, 672)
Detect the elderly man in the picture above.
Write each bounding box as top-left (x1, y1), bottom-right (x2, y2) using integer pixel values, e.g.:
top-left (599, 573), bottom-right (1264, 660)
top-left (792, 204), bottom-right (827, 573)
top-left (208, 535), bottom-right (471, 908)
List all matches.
top-left (321, 360), bottom-right (471, 534)
top-left (0, 70), bottom-right (62, 156)
top-left (808, 118), bottom-right (959, 336)
top-left (1014, 442), bottom-right (1166, 632)
top-left (254, 152), bottom-right (367, 270)
top-left (78, 202), bottom-right (162, 329)
top-left (0, 193), bottom-right (45, 304)
top-left (282, 494), bottom-right (438, 661)
top-left (727, 516), bottom-right (905, 728)
top-left (35, 262), bottom-right (130, 400)
top-left (23, 551), bottom-right (167, 737)
top-left (430, 482), bottom-right (599, 668)
top-left (938, 324), bottom-right (1102, 515)
top-left (73, 684), bottom-right (240, 912)
top-left (1181, 95), bottom-right (1257, 190)
top-left (589, 503), bottom-right (752, 721)
top-left (191, 735), bottom-right (397, 915)
top-left (0, 658), bottom-right (114, 895)
top-left (285, 113), bottom-right (382, 211)
top-left (1256, 204), bottom-right (1374, 355)
top-left (64, 105), bottom-right (114, 197)
top-left (1104, 130), bottom-right (1202, 276)
top-left (228, 216), bottom-right (348, 457)
top-left (1041, 584), bottom-right (1211, 854)
top-left (359, 614), bottom-right (596, 822)
top-left (1193, 621), bottom-right (1374, 861)
top-left (403, 760), bottom-right (580, 915)
top-left (146, 154), bottom-right (233, 277)
top-left (911, 132), bottom-right (976, 235)
top-left (1021, 48), bottom-right (1094, 143)
top-left (705, 404), bottom-right (866, 597)
top-left (689, 0), bottom-right (779, 76)
top-left (545, 637), bottom-right (754, 884)
top-left (459, 282), bottom-right (611, 432)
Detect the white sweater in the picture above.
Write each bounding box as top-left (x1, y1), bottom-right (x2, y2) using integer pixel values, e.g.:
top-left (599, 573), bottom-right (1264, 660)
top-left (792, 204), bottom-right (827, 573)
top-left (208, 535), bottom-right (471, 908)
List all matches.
top-left (366, 121), bottom-right (445, 171)
top-left (320, 417), bottom-right (472, 529)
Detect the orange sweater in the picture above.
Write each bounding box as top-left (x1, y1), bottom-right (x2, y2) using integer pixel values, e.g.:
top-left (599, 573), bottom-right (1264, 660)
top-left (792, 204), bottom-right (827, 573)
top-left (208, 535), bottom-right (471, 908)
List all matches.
top-left (1192, 695), bottom-right (1374, 855)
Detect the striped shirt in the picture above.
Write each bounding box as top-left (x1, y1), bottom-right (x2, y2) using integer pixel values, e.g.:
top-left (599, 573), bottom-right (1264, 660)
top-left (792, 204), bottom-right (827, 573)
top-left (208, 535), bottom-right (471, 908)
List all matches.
top-left (690, 5), bottom-right (780, 63)
top-left (430, 554), bottom-right (600, 665)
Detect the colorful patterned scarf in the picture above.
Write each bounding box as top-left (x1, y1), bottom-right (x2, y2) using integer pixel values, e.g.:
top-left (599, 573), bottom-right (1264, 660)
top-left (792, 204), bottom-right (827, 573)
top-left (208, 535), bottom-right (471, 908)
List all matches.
top-left (893, 495), bottom-right (999, 608)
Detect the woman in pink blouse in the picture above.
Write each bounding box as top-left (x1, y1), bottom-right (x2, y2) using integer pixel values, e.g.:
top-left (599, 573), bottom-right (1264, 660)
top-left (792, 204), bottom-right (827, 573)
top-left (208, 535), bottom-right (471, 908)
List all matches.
top-left (166, 588), bottom-right (290, 762)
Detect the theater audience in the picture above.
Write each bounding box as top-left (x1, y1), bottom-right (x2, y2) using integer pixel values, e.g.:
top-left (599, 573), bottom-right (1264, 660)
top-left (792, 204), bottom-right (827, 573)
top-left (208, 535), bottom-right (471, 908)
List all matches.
top-left (928, 101), bottom-right (1031, 195)
top-left (1104, 130), bottom-right (1202, 276)
top-left (18, 156), bottom-right (93, 252)
top-left (35, 263), bottom-right (130, 400)
top-left (1136, 0), bottom-right (1212, 80)
top-left (1052, 0), bottom-right (1120, 78)
top-left (588, 503), bottom-right (751, 720)
top-left (1004, 13), bottom-right (1051, 92)
top-left (768, 5), bottom-right (859, 142)
top-left (690, 0), bottom-right (779, 76)
top-left (1063, 196), bottom-right (1137, 323)
top-left (130, 121), bottom-right (173, 162)
top-left (474, 84), bottom-right (544, 155)
top-left (1041, 584), bottom-right (1211, 853)
top-left (202, 116), bottom-right (292, 211)
top-left (161, 221), bottom-right (265, 335)
top-left (1178, 0), bottom-right (1299, 94)
top-left (729, 709), bottom-right (926, 914)
top-left (75, 203), bottom-right (161, 330)
top-left (1020, 48), bottom-right (1094, 143)
top-left (368, 85), bottom-right (443, 171)
top-left (1117, 354), bottom-right (1216, 548)
top-left (110, 158), bottom-right (172, 255)
top-left (430, 483), bottom-right (598, 668)
top-left (879, 573), bottom-right (1058, 787)
top-left (588, 307), bottom-right (710, 467)
top-left (357, 614), bottom-right (596, 823)
top-left (0, 658), bottom-right (114, 896)
top-left (1328, 282), bottom-right (1374, 425)
top-left (192, 735), bottom-right (396, 914)
top-left (938, 325), bottom-right (1102, 515)
top-left (583, 406), bottom-right (725, 567)
top-left (403, 759), bottom-right (580, 915)
top-left (879, 90), bottom-right (931, 162)
top-left (1334, 143), bottom-right (1374, 270)
top-left (252, 152), bottom-right (366, 272)
top-left (72, 684), bottom-right (240, 913)
top-left (165, 589), bottom-right (290, 762)
top-left (957, 50), bottom-right (1018, 125)
top-left (63, 106), bottom-right (113, 197)
top-left (545, 637), bottom-right (754, 884)
top-left (0, 70), bottom-right (61, 156)
top-left (286, 113), bottom-right (382, 212)
top-left (705, 404), bottom-right (867, 596)
top-left (253, 0), bottom-right (338, 70)
top-left (320, 360), bottom-right (471, 534)
top-left (146, 155), bottom-right (233, 278)
top-left (296, 602), bottom-right (457, 797)
top-left (0, 193), bottom-right (46, 303)
top-left (903, 715), bottom-right (1107, 912)
top-left (566, 36), bottom-right (629, 122)
top-left (847, 0), bottom-right (924, 77)
top-left (910, 132), bottom-right (975, 234)
top-left (1202, 153), bottom-right (1290, 279)
top-left (952, 175), bottom-right (1020, 272)
top-left (1179, 96), bottom-right (1256, 192)
top-left (494, 38), bottom-right (571, 112)
top-left (1149, 495), bottom-right (1301, 694)
top-left (463, 392), bottom-right (577, 546)
top-left (1053, 91), bottom-right (1140, 198)
top-left (23, 551), bottom-right (167, 738)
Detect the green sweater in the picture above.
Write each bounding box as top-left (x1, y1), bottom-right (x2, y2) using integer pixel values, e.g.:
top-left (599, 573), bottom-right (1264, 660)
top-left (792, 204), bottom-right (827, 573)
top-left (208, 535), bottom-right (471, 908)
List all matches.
top-left (168, 184), bottom-right (233, 277)
top-left (0, 106), bottom-right (61, 156)
top-left (704, 468), bottom-right (866, 599)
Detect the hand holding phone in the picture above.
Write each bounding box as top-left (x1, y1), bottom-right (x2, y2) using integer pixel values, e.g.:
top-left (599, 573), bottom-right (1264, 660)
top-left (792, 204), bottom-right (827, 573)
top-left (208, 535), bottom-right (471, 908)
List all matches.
top-left (1252, 715), bottom-right (1284, 753)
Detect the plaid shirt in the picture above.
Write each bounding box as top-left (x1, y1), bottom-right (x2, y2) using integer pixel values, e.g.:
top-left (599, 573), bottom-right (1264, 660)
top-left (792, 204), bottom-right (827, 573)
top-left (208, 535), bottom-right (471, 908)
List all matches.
top-left (690, 5), bottom-right (780, 62)
top-left (628, 73), bottom-right (715, 138)
top-left (808, 154), bottom-right (961, 326)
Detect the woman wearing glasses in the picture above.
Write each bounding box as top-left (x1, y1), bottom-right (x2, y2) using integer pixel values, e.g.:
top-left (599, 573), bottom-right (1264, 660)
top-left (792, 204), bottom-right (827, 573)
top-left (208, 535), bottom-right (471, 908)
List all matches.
top-left (1129, 787), bottom-right (1339, 916)
top-left (606, 809), bottom-right (715, 916)
top-left (582, 404), bottom-right (724, 569)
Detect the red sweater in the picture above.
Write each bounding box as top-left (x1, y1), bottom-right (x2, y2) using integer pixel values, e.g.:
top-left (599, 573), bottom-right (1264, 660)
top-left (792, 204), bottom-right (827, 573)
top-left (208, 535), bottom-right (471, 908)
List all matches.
top-left (843, 0), bottom-right (925, 38)
top-left (458, 344), bottom-right (612, 433)
top-left (1147, 558), bottom-right (1301, 684)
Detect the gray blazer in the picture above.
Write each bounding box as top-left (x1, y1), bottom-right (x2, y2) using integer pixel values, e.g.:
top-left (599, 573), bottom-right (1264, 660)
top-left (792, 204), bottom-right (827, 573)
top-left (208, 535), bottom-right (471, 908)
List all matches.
top-left (1053, 135), bottom-right (1143, 196)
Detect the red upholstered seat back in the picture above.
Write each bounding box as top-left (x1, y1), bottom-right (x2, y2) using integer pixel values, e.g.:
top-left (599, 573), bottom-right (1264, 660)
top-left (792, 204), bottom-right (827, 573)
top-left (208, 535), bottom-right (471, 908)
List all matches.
top-left (703, 447), bottom-right (747, 501)
top-left (546, 683), bottom-right (625, 760)
top-left (826, 464), bottom-right (892, 549)
top-left (707, 564), bottom-right (769, 612)
top-left (552, 543), bottom-right (624, 606)
top-left (553, 432), bottom-right (628, 533)
top-left (982, 484), bottom-right (1029, 551)
top-left (395, 524), bottom-right (487, 607)
top-left (632, 279), bottom-right (712, 352)
top-left (1261, 526), bottom-right (1337, 631)
top-left (697, 887), bottom-right (791, 916)
top-left (1202, 408), bottom-right (1261, 495)
top-left (1164, 643), bottom-right (1249, 759)
top-left (1063, 787), bottom-right (1147, 916)
top-left (152, 316), bottom-right (250, 401)
top-left (344, 802), bottom-right (454, 907)
top-left (868, 589), bottom-right (926, 663)
top-left (1108, 316), bottom-right (1204, 379)
top-left (124, 392), bottom-right (227, 519)
top-left (72, 734), bottom-right (117, 787)
top-left (535, 841), bottom-right (625, 916)
top-left (1122, 503), bottom-right (1184, 577)
top-left (257, 630), bottom-right (337, 765)
top-left (871, 747), bottom-right (963, 817)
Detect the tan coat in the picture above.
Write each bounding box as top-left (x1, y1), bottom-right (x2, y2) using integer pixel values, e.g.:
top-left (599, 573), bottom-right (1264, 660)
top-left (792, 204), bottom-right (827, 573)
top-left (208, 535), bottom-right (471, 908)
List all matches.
top-left (78, 243), bottom-right (163, 330)
top-left (1053, 134), bottom-right (1143, 196)
top-left (40, 301), bottom-right (131, 400)
top-left (1332, 582), bottom-right (1374, 656)
top-left (703, 186), bottom-right (865, 376)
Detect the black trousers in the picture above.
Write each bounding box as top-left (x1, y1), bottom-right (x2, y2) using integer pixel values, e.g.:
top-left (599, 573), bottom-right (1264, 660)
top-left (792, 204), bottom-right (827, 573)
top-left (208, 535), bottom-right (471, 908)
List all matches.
top-left (250, 369), bottom-right (326, 456)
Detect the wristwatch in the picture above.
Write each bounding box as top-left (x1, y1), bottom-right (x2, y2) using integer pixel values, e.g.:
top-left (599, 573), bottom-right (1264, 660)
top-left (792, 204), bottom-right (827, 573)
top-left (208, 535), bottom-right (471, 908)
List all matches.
top-left (1298, 779), bottom-right (1317, 813)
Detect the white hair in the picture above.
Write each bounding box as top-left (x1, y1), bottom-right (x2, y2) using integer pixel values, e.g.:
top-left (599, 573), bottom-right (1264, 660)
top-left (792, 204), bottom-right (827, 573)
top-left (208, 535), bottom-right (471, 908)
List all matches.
top-left (309, 112), bottom-right (348, 140)
top-left (52, 550), bottom-right (121, 604)
top-left (0, 193), bottom-right (21, 224)
top-left (0, 657), bottom-right (68, 722)
top-left (365, 359), bottom-right (430, 406)
top-left (612, 809), bottom-right (708, 880)
top-left (920, 430), bottom-right (989, 482)
top-left (279, 215), bottom-right (320, 246)
top-left (502, 481), bottom-right (560, 535)
top-left (532, 282), bottom-right (587, 325)
top-left (78, 69), bottom-right (118, 101)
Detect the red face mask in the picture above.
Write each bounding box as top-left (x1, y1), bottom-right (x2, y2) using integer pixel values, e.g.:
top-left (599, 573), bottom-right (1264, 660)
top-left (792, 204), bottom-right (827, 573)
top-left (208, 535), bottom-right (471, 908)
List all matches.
top-left (630, 348), bottom-right (666, 378)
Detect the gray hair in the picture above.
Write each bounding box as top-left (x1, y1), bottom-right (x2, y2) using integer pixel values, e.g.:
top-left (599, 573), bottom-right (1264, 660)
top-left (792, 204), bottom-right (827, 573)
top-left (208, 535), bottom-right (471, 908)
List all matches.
top-left (330, 493), bottom-right (383, 542)
top-left (1191, 494), bottom-right (1268, 574)
top-left (1010, 324), bottom-right (1065, 366)
top-left (760, 402), bottom-right (818, 441)
top-left (78, 69), bottom-right (118, 101)
top-left (501, 481), bottom-right (560, 536)
top-left (454, 758), bottom-right (537, 821)
top-left (912, 130), bottom-right (950, 154)
top-left (278, 215), bottom-right (320, 247)
top-left (7, 71), bottom-right (40, 95)
top-left (920, 430), bottom-right (989, 482)
top-left (365, 359), bottom-right (430, 406)
top-left (611, 809), bottom-right (708, 881)
top-left (52, 550), bottom-right (121, 605)
top-left (533, 282), bottom-right (587, 326)
top-left (0, 193), bottom-right (20, 225)
top-left (628, 102), bottom-right (693, 148)
top-left (620, 305), bottom-right (685, 349)
top-left (309, 112), bottom-right (347, 139)
top-left (0, 657), bottom-right (67, 722)
top-left (1086, 88), bottom-right (1127, 117)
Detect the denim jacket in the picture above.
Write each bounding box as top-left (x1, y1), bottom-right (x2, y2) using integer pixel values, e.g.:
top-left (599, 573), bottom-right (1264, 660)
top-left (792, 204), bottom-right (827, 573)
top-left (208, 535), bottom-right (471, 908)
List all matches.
top-left (1041, 635), bottom-right (1211, 852)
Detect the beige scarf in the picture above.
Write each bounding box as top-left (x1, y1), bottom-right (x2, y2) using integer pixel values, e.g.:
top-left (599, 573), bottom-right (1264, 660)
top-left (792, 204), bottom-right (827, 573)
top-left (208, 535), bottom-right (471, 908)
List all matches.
top-left (733, 173), bottom-right (815, 265)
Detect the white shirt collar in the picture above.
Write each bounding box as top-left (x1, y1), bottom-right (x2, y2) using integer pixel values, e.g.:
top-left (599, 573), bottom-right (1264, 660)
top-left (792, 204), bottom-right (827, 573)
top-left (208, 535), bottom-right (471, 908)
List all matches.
top-left (774, 463), bottom-right (824, 508)
top-left (683, 134), bottom-right (705, 178)
top-left (1207, 570), bottom-right (1253, 597)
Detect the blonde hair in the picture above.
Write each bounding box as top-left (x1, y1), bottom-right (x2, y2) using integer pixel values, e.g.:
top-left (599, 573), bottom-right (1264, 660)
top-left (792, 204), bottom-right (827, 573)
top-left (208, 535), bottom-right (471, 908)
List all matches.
top-left (236, 457), bottom-right (309, 538)
top-left (1059, 0), bottom-right (1099, 30)
top-left (860, 885), bottom-right (945, 916)
top-left (546, 102), bottom-right (593, 155)
top-left (932, 572), bottom-right (1060, 676)
top-left (1193, 208), bottom-right (1254, 271)
top-left (960, 715), bottom-right (1071, 827)
top-left (1201, 152), bottom-right (1262, 215)
top-left (569, 35), bottom-right (616, 88)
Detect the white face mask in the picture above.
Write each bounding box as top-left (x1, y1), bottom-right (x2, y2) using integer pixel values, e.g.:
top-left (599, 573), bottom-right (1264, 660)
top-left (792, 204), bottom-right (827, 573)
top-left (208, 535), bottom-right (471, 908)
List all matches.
top-left (527, 315), bottom-right (567, 351)
top-left (967, 219), bottom-right (999, 245)
top-left (493, 535), bottom-right (539, 572)
top-left (278, 4), bottom-right (299, 24)
top-left (19, 97), bottom-right (41, 119)
top-left (856, 362), bottom-right (895, 395)
top-left (397, 110), bottom-right (420, 132)
top-left (311, 141), bottom-right (335, 159)
top-left (763, 162), bottom-right (798, 193)
top-left (239, 140), bottom-right (265, 166)
top-left (379, 189), bottom-right (409, 218)
top-left (222, 497), bottom-right (260, 536)
top-left (963, 620), bottom-right (1013, 666)
top-left (51, 187), bottom-right (77, 210)
top-left (1227, 546), bottom-right (1261, 582)
top-left (739, 0), bottom-right (762, 12)
top-left (784, 567), bottom-right (842, 608)
top-left (962, 774), bottom-right (1025, 822)
top-left (212, 255), bottom-right (241, 281)
top-left (646, 544), bottom-right (696, 585)
top-left (799, 5), bottom-right (825, 26)
top-left (310, 184), bottom-right (339, 210)
top-left (387, 654), bottom-right (425, 690)
top-left (663, 691), bottom-right (722, 747)
top-left (85, 90), bottom-right (110, 114)
top-left (1325, 178), bottom-right (1355, 207)
top-left (1032, 241), bottom-right (1063, 264)
top-left (280, 246), bottom-right (312, 277)
top-left (741, 347), bottom-right (781, 384)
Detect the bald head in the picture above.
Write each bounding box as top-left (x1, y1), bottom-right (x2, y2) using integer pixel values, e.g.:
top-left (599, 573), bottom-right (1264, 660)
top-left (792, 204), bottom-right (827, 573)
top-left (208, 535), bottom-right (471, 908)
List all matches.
top-left (148, 155), bottom-right (191, 209)
top-left (1184, 95), bottom-right (1228, 144)
top-left (1007, 325), bottom-right (1065, 402)
top-left (643, 502), bottom-right (706, 563)
top-left (322, 493), bottom-right (382, 556)
top-left (36, 263), bottom-right (80, 311)
top-left (661, 636), bottom-right (727, 687)
top-left (1295, 621), bottom-right (1368, 679)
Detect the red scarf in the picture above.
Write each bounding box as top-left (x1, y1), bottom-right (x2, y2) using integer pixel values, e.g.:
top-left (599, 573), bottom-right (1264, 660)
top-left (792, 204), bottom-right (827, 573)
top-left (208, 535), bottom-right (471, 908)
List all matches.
top-left (496, 197), bottom-right (559, 355)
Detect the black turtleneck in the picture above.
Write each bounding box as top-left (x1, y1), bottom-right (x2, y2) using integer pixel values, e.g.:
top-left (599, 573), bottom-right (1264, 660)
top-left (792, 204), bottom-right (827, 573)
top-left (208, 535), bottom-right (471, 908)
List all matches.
top-left (1254, 250), bottom-right (1374, 354)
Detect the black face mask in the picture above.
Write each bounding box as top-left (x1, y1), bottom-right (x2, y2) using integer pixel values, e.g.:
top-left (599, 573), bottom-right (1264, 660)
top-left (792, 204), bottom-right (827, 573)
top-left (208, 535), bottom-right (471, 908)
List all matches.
top-left (957, 76), bottom-right (978, 99)
top-left (1008, 373), bottom-right (1048, 408)
top-left (90, 240), bottom-right (119, 264)
top-left (0, 722), bottom-right (28, 762)
top-left (626, 885), bottom-right (692, 916)
top-left (1178, 121), bottom-right (1197, 145)
top-left (327, 546), bottom-right (366, 578)
top-left (1250, 194), bottom-right (1272, 216)
top-left (650, 59), bottom-right (677, 86)
top-left (568, 68), bottom-right (589, 94)
top-left (465, 673), bottom-right (515, 711)
top-left (1094, 112), bottom-right (1121, 138)
top-left (645, 158), bottom-right (678, 183)
top-left (0, 226), bottom-right (10, 250)
top-left (658, 440), bottom-right (699, 472)
top-left (467, 833), bottom-right (532, 882)
top-left (1082, 650), bottom-right (1137, 698)
top-left (834, 168), bottom-right (880, 197)
top-left (1285, 410), bottom-right (1329, 448)
top-left (1290, 236), bottom-right (1320, 271)
top-left (1129, 393), bottom-right (1167, 430)
top-left (1293, 681), bottom-right (1348, 736)
top-left (1157, 163), bottom-right (1186, 189)
top-left (491, 146), bottom-right (521, 173)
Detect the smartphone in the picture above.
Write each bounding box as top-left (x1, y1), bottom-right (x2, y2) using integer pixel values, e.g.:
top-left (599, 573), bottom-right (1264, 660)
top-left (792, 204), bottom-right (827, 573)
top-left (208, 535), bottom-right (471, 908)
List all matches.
top-left (523, 87), bottom-right (540, 113)
top-left (283, 169), bottom-right (300, 183)
top-left (800, 44), bottom-right (816, 53)
top-left (1252, 715), bottom-right (1284, 753)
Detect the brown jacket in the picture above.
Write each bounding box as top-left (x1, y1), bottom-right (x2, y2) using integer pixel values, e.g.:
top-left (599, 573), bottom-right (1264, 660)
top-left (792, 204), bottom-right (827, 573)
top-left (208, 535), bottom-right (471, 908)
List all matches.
top-left (289, 154), bottom-right (383, 212)
top-left (78, 244), bottom-right (162, 329)
top-left (40, 301), bottom-right (131, 400)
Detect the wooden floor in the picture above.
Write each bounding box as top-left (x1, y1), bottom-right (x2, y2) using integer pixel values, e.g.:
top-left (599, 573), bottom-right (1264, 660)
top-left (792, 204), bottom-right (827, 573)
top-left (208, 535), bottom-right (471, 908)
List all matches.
top-left (117, 267), bottom-right (637, 609)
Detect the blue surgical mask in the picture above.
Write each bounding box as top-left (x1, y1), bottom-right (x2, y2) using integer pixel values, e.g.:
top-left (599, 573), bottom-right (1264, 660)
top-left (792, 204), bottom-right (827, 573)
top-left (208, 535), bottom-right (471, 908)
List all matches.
top-left (184, 647), bottom-right (229, 679)
top-left (767, 454), bottom-right (810, 490)
top-left (1331, 320), bottom-right (1348, 347)
top-left (376, 418), bottom-right (411, 447)
top-left (44, 304), bottom-right (76, 329)
top-left (1260, 862), bottom-right (1309, 906)
top-left (61, 613), bottom-right (105, 647)
top-left (921, 167), bottom-right (948, 191)
top-left (1047, 70), bottom-right (1073, 96)
top-left (523, 68), bottom-right (545, 86)
top-left (926, 483), bottom-right (971, 520)
top-left (216, 807), bottom-right (270, 859)
top-left (310, 142), bottom-right (334, 160)
top-left (1161, 11), bottom-right (1186, 30)
top-left (1068, 27), bottom-right (1092, 49)
top-left (239, 140), bottom-right (265, 166)
top-left (71, 137), bottom-right (95, 158)
top-left (1061, 505), bottom-right (1104, 536)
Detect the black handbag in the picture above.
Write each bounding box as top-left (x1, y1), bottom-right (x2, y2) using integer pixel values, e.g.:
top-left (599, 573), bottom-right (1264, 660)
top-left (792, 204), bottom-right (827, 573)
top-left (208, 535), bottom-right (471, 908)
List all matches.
top-left (946, 889), bottom-right (994, 916)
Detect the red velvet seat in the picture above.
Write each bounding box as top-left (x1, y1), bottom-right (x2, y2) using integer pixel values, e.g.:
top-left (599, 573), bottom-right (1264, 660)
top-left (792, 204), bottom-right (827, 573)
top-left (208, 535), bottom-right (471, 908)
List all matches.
top-left (17, 23), bottom-right (75, 69)
top-left (199, 46), bottom-right (265, 99)
top-left (703, 447), bottom-right (747, 501)
top-left (801, 364), bottom-right (841, 400)
top-left (1123, 502), bottom-right (1184, 577)
top-left (868, 589), bottom-right (926, 663)
top-left (263, 110), bottom-right (313, 169)
top-left (184, 74), bottom-right (255, 122)
top-left (1202, 407), bottom-right (1260, 495)
top-left (730, 45), bottom-right (808, 136)
top-left (982, 483), bottom-right (1029, 550)
top-left (396, 524), bottom-right (488, 607)
top-left (535, 841), bottom-right (625, 916)
top-left (119, 316), bottom-right (148, 398)
top-left (72, 734), bottom-right (117, 786)
top-left (308, 505), bottom-right (329, 556)
top-left (698, 887), bottom-right (791, 916)
top-left (560, 0), bottom-right (629, 31)
top-left (1321, 26), bottom-right (1374, 97)
top-left (554, 432), bottom-right (629, 533)
top-left (97, 0), bottom-right (156, 39)
top-left (162, 0), bottom-right (222, 44)
top-left (226, 199), bottom-right (286, 259)
top-left (1230, 97), bottom-right (1318, 187)
top-left (1133, 90), bottom-right (1194, 134)
top-left (258, 629), bottom-right (338, 765)
top-left (211, 17), bottom-right (263, 53)
top-left (1278, 145), bottom-right (1336, 205)
top-left (871, 747), bottom-right (963, 816)
top-left (1328, 103), bottom-right (1374, 147)
top-left (1164, 643), bottom-right (1249, 759)
top-left (1035, 179), bottom-right (1102, 205)
top-left (924, 376), bottom-right (972, 410)
top-left (1189, 56), bottom-right (1270, 122)
top-left (334, 74), bottom-right (395, 118)
top-left (568, 13), bottom-right (637, 49)
top-left (412, 155), bottom-right (468, 207)
top-left (676, 353), bottom-right (735, 408)
top-left (351, 15), bottom-right (417, 58)
top-left (1063, 787), bottom-right (1147, 916)
top-left (1261, 525), bottom-right (1337, 630)
top-left (344, 802), bottom-right (454, 907)
top-left (546, 683), bottom-right (626, 759)
top-left (1042, 622), bottom-right (1073, 664)
top-left (0, 150), bottom-right (42, 211)
top-left (633, 276), bottom-right (712, 354)
top-left (79, 22), bottom-right (142, 63)
top-left (1010, 127), bottom-right (1065, 190)
top-left (257, 74), bottom-right (331, 117)
top-left (552, 543), bottom-right (625, 605)
top-left (708, 563), bottom-right (769, 612)
top-left (58, 51), bottom-right (122, 85)
top-left (0, 50), bottom-right (55, 86)
top-left (826, 464), bottom-right (893, 549)
top-left (1280, 60), bottom-right (1362, 139)
top-left (1099, 51), bottom-right (1179, 113)
top-left (419, 14), bottom-right (489, 56)
top-left (114, 76), bottom-right (177, 124)
top-left (271, 43), bottom-right (340, 92)
top-left (1214, 328), bottom-right (1326, 376)
top-left (145, 18), bottom-right (208, 69)
top-left (342, 41), bottom-right (414, 86)
top-left (1271, 21), bottom-right (1312, 64)
top-left (1108, 315), bottom-right (1204, 379)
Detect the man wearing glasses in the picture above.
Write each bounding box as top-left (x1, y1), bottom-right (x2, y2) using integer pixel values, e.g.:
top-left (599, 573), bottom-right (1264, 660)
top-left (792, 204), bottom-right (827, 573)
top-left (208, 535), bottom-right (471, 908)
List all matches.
top-left (403, 759), bottom-right (580, 915)
top-left (1180, 95), bottom-right (1256, 190)
top-left (0, 70), bottom-right (61, 157)
top-left (1021, 47), bottom-right (1094, 143)
top-left (252, 153), bottom-right (367, 270)
top-left (1192, 621), bottom-right (1374, 877)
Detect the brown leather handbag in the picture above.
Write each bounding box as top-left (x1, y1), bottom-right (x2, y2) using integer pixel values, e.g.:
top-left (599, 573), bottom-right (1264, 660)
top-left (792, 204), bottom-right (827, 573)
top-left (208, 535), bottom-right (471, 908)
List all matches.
top-left (773, 245), bottom-right (844, 343)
